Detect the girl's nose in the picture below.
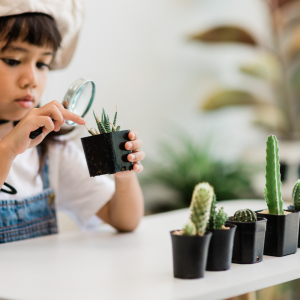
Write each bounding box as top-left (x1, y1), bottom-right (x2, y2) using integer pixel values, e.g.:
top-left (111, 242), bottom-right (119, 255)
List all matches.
top-left (19, 63), bottom-right (38, 89)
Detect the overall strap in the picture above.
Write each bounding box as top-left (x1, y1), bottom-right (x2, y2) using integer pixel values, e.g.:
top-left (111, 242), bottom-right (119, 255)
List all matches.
top-left (36, 146), bottom-right (50, 190)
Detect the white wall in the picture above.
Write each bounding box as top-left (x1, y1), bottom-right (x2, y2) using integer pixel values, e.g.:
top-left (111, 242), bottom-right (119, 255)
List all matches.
top-left (42, 0), bottom-right (272, 206)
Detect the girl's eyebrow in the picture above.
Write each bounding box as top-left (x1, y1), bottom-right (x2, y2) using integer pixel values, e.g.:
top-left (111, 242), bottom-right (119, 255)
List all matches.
top-left (4, 45), bottom-right (54, 56)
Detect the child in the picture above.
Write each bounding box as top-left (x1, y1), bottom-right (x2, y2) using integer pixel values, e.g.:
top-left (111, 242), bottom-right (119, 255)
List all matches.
top-left (0, 1), bottom-right (145, 243)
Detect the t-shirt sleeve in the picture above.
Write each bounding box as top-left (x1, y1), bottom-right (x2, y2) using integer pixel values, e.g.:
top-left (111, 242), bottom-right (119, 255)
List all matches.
top-left (50, 141), bottom-right (115, 229)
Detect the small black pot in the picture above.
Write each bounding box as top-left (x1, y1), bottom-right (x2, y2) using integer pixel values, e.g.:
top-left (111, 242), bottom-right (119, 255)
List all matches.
top-left (256, 210), bottom-right (300, 257)
top-left (225, 217), bottom-right (267, 264)
top-left (206, 224), bottom-right (236, 271)
top-left (287, 206), bottom-right (300, 248)
top-left (81, 130), bottom-right (134, 177)
top-left (170, 231), bottom-right (212, 279)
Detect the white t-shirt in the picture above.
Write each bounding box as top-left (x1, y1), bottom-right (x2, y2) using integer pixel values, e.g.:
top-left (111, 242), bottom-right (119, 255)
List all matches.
top-left (0, 141), bottom-right (115, 229)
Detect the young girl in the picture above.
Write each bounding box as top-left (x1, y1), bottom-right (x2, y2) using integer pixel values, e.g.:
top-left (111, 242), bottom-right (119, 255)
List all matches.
top-left (0, 1), bottom-right (145, 243)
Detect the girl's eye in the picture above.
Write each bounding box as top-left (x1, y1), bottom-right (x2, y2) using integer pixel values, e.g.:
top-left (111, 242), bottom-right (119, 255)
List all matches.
top-left (36, 62), bottom-right (50, 70)
top-left (2, 59), bottom-right (20, 66)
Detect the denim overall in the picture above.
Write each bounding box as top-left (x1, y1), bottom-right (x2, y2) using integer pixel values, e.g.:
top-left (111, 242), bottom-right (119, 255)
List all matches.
top-left (0, 147), bottom-right (58, 243)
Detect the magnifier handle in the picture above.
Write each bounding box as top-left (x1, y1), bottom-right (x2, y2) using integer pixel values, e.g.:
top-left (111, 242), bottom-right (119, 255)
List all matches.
top-left (29, 126), bottom-right (44, 139)
top-left (29, 119), bottom-right (54, 139)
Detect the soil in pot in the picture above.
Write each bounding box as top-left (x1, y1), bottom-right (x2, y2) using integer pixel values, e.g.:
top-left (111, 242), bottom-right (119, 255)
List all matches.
top-left (256, 209), bottom-right (299, 256)
top-left (81, 130), bottom-right (133, 176)
top-left (206, 224), bottom-right (236, 271)
top-left (226, 217), bottom-right (267, 264)
top-left (170, 230), bottom-right (212, 279)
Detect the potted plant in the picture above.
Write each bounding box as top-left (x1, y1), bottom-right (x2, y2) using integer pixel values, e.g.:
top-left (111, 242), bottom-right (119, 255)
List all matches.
top-left (226, 209), bottom-right (267, 264)
top-left (170, 182), bottom-right (213, 279)
top-left (206, 196), bottom-right (236, 271)
top-left (81, 107), bottom-right (133, 176)
top-left (287, 180), bottom-right (300, 247)
top-left (256, 135), bottom-right (300, 256)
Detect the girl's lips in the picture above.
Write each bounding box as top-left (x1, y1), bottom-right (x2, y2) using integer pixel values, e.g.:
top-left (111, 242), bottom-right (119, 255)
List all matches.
top-left (15, 96), bottom-right (34, 109)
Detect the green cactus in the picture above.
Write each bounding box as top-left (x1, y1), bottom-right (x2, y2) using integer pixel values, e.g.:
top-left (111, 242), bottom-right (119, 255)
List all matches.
top-left (207, 195), bottom-right (228, 230)
top-left (215, 207), bottom-right (228, 229)
top-left (113, 106), bottom-right (118, 128)
top-left (264, 135), bottom-right (284, 215)
top-left (189, 182), bottom-right (214, 236)
top-left (233, 209), bottom-right (257, 222)
top-left (292, 179), bottom-right (300, 210)
top-left (182, 221), bottom-right (196, 236)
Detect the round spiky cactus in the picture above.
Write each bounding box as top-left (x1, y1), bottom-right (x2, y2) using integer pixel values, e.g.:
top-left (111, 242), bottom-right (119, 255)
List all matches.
top-left (190, 182), bottom-right (214, 236)
top-left (182, 221), bottom-right (196, 236)
top-left (292, 180), bottom-right (300, 210)
top-left (233, 209), bottom-right (257, 222)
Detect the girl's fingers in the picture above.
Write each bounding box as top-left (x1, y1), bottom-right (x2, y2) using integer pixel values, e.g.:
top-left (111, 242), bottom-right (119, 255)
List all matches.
top-left (128, 130), bottom-right (138, 141)
top-left (127, 150), bottom-right (146, 162)
top-left (125, 139), bottom-right (142, 151)
top-left (34, 116), bottom-right (55, 133)
top-left (35, 100), bottom-right (85, 129)
top-left (133, 162), bottom-right (143, 173)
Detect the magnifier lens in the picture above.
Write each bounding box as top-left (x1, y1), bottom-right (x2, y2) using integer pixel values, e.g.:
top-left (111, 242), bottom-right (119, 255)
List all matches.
top-left (64, 79), bottom-right (95, 126)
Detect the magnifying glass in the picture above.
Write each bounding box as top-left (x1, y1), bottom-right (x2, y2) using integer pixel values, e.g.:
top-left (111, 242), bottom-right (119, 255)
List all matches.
top-left (29, 78), bottom-right (95, 139)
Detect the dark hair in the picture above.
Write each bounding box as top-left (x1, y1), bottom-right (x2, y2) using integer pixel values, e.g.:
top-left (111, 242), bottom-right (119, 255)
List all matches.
top-left (1, 13), bottom-right (73, 173)
top-left (0, 12), bottom-right (61, 55)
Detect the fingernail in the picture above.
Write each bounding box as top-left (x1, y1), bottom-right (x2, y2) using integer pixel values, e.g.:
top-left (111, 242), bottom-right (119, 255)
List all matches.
top-left (130, 154), bottom-right (135, 161)
top-left (80, 117), bottom-right (85, 123)
top-left (131, 132), bottom-right (135, 139)
top-left (127, 142), bottom-right (132, 149)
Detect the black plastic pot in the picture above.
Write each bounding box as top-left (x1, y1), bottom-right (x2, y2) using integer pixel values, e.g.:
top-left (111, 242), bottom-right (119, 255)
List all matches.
top-left (81, 130), bottom-right (133, 177)
top-left (256, 210), bottom-right (300, 256)
top-left (170, 231), bottom-right (212, 279)
top-left (206, 224), bottom-right (236, 271)
top-left (225, 217), bottom-right (267, 264)
top-left (287, 206), bottom-right (300, 248)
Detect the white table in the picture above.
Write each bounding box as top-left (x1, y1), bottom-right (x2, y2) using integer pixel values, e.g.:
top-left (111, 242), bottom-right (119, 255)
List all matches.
top-left (0, 200), bottom-right (299, 300)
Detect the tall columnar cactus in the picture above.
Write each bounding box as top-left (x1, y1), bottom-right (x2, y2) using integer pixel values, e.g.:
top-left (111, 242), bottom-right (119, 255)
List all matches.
top-left (233, 209), bottom-right (257, 222)
top-left (264, 135), bottom-right (284, 215)
top-left (189, 182), bottom-right (214, 236)
top-left (292, 180), bottom-right (300, 210)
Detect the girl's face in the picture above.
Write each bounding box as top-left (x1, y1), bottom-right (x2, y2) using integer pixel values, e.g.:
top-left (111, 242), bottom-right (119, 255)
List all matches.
top-left (0, 39), bottom-right (54, 121)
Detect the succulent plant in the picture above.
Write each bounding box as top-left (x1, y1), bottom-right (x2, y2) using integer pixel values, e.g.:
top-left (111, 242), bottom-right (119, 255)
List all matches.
top-left (207, 195), bottom-right (228, 230)
top-left (292, 179), bottom-right (300, 210)
top-left (215, 207), bottom-right (228, 229)
top-left (182, 221), bottom-right (196, 236)
top-left (233, 209), bottom-right (257, 222)
top-left (264, 135), bottom-right (284, 215)
top-left (182, 182), bottom-right (214, 236)
top-left (85, 106), bottom-right (120, 135)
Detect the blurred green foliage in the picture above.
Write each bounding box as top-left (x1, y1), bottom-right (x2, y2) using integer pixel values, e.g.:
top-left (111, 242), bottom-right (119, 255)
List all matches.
top-left (141, 133), bottom-right (258, 212)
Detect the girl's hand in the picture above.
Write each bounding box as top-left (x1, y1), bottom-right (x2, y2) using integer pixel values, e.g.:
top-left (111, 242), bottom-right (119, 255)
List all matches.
top-left (2, 100), bottom-right (85, 157)
top-left (115, 130), bottom-right (145, 178)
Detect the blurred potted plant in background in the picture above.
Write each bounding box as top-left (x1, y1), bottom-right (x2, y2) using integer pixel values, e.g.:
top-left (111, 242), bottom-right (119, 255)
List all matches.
top-left (189, 0), bottom-right (300, 199)
top-left (141, 131), bottom-right (258, 214)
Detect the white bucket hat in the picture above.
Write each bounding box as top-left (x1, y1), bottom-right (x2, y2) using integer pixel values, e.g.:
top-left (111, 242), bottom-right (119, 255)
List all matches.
top-left (0, 0), bottom-right (85, 70)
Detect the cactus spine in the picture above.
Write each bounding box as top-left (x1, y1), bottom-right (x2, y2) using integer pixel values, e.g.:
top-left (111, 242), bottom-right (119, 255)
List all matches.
top-left (233, 209), bottom-right (257, 222)
top-left (264, 135), bottom-right (284, 215)
top-left (292, 180), bottom-right (300, 210)
top-left (189, 182), bottom-right (214, 236)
